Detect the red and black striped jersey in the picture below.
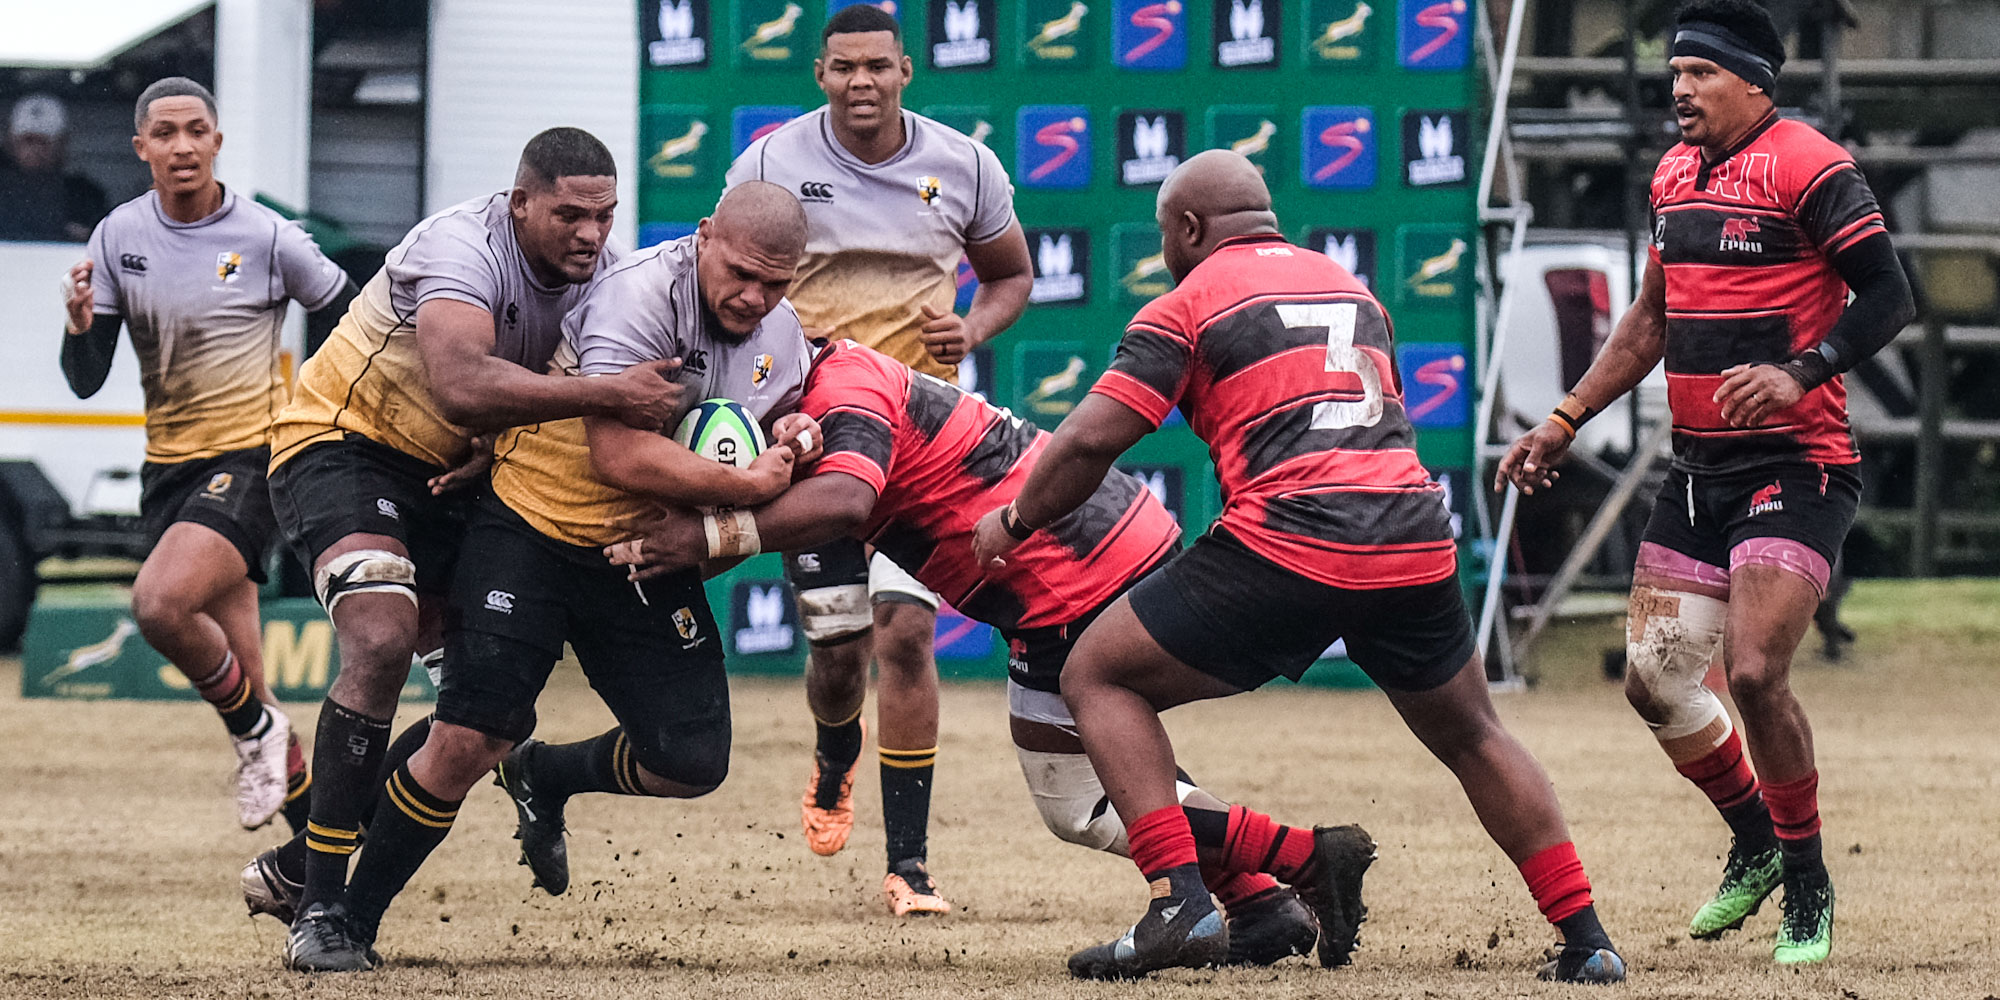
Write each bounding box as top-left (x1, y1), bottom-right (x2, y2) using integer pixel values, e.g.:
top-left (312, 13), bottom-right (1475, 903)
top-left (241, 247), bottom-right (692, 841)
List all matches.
top-left (1090, 234), bottom-right (1456, 590)
top-left (802, 340), bottom-right (1181, 631)
top-left (1650, 113), bottom-right (1887, 473)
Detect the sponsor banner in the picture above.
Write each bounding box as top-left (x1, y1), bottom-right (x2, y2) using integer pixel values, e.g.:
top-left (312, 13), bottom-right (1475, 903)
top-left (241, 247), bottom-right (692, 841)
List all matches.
top-left (1395, 224), bottom-right (1473, 308)
top-left (1026, 227), bottom-right (1090, 305)
top-left (1304, 0), bottom-right (1380, 68)
top-left (1397, 342), bottom-right (1470, 429)
top-left (957, 345), bottom-right (996, 402)
top-left (953, 254), bottom-right (980, 311)
top-left (1016, 105), bottom-right (1092, 190)
top-left (729, 579), bottom-right (800, 656)
top-left (1112, 0), bottom-right (1186, 71)
top-left (1214, 0), bottom-right (1280, 68)
top-left (1398, 0), bottom-right (1469, 70)
top-left (734, 0), bottom-right (814, 70)
top-left (1113, 222), bottom-right (1172, 305)
top-left (639, 221), bottom-right (698, 248)
top-left (640, 105), bottom-right (711, 188)
top-left (1307, 226), bottom-right (1376, 287)
top-left (929, 0), bottom-right (996, 69)
top-left (1301, 105), bottom-right (1376, 190)
top-left (1401, 108), bottom-right (1468, 188)
top-left (922, 104), bottom-right (1000, 149)
top-left (1207, 106), bottom-right (1281, 177)
top-left (731, 105), bottom-right (802, 156)
top-left (1013, 341), bottom-right (1093, 419)
top-left (1425, 464), bottom-right (1470, 540)
top-left (644, 0), bottom-right (711, 68)
top-left (1118, 463), bottom-right (1185, 525)
top-left (22, 597), bottom-right (435, 702)
top-left (1021, 0), bottom-right (1094, 68)
top-left (1116, 109), bottom-right (1185, 187)
top-left (933, 600), bottom-right (996, 660)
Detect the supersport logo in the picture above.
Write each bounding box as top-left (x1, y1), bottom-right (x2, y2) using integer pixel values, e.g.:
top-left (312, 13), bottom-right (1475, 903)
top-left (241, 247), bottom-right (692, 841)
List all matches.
top-left (1123, 1), bottom-right (1181, 61)
top-left (1030, 116), bottom-right (1088, 180)
top-left (1407, 0), bottom-right (1467, 65)
top-left (1314, 116), bottom-right (1371, 181)
top-left (1406, 354), bottom-right (1464, 422)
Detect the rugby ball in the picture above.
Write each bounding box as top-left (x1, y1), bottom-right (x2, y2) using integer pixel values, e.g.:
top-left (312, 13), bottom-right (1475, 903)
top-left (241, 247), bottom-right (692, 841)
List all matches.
top-left (674, 398), bottom-right (766, 469)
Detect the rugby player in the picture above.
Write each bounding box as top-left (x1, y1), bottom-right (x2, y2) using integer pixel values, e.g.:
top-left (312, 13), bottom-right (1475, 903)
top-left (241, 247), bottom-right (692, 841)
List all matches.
top-left (723, 2), bottom-right (1033, 916)
top-left (975, 151), bottom-right (1625, 982)
top-left (260, 128), bottom-right (683, 970)
top-left (61, 77), bottom-right (353, 832)
top-left (278, 182), bottom-right (814, 972)
top-left (1497, 0), bottom-right (1914, 965)
top-left (611, 337), bottom-right (1367, 970)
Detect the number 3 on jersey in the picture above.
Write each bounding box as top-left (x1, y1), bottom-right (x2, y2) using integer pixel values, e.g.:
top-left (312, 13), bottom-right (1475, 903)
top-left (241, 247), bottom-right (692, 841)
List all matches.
top-left (1278, 301), bottom-right (1383, 430)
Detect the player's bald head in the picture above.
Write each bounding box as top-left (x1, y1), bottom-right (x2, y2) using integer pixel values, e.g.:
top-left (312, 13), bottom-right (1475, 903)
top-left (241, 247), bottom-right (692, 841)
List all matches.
top-left (710, 180), bottom-right (809, 259)
top-left (1155, 150), bottom-right (1280, 281)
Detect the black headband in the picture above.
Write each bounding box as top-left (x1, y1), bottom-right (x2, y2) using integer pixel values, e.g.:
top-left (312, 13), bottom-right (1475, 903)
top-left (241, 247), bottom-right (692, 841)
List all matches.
top-left (1673, 24), bottom-right (1778, 93)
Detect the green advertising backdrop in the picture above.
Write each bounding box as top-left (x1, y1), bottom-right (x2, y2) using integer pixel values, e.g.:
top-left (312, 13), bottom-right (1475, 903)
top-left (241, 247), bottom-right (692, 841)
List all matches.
top-left (637, 0), bottom-right (1483, 684)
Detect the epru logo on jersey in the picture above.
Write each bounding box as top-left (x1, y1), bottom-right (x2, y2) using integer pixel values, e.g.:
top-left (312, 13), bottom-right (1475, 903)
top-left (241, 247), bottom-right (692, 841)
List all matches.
top-left (1720, 217), bottom-right (1764, 253)
top-left (1214, 0), bottom-right (1278, 68)
top-left (647, 0), bottom-right (710, 68)
top-left (1117, 110), bottom-right (1184, 187)
top-left (1114, 0), bottom-right (1185, 70)
top-left (929, 0), bottom-right (994, 69)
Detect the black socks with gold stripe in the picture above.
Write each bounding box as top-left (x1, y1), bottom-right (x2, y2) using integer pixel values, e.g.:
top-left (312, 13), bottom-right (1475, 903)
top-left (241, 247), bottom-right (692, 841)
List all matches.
top-left (880, 745), bottom-right (937, 868)
top-left (301, 702), bottom-right (392, 912)
top-left (533, 729), bottom-right (650, 799)
top-left (344, 762), bottom-right (461, 940)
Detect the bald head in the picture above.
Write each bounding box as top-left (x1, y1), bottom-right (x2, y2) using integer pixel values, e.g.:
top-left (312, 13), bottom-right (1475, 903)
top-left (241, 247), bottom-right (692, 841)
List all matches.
top-left (711, 180), bottom-right (809, 258)
top-left (1155, 150), bottom-right (1280, 281)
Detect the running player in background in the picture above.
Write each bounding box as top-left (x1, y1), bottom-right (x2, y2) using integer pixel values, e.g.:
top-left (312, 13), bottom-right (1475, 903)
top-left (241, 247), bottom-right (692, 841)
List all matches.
top-left (60, 77), bottom-right (354, 834)
top-left (724, 2), bottom-right (1033, 916)
top-left (977, 151), bottom-right (1625, 982)
top-left (285, 182), bottom-right (815, 972)
top-left (1497, 0), bottom-right (1914, 965)
top-left (260, 128), bottom-right (684, 971)
top-left (611, 338), bottom-right (1353, 971)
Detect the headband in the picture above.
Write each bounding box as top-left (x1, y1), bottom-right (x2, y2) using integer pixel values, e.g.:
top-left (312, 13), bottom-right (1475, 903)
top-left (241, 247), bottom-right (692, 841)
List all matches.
top-left (1673, 24), bottom-right (1778, 93)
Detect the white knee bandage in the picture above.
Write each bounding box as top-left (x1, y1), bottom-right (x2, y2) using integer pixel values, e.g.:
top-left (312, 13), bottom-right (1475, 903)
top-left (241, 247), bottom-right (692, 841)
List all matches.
top-left (796, 583), bottom-right (871, 643)
top-left (315, 549), bottom-right (418, 615)
top-left (1626, 586), bottom-right (1730, 759)
top-left (1015, 747), bottom-right (1198, 857)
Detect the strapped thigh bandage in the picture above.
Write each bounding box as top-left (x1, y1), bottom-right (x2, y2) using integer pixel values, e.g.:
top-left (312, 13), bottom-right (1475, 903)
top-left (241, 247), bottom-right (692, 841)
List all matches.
top-left (315, 549), bottom-right (418, 616)
top-left (1627, 543), bottom-right (1732, 762)
top-left (795, 584), bottom-right (871, 644)
top-left (1014, 681), bottom-right (1198, 856)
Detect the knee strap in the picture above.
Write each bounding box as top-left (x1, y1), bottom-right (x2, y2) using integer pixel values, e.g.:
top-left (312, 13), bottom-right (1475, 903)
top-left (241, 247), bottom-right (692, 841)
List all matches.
top-left (796, 583), bottom-right (871, 644)
top-left (1626, 584), bottom-right (1731, 759)
top-left (315, 549), bottom-right (417, 615)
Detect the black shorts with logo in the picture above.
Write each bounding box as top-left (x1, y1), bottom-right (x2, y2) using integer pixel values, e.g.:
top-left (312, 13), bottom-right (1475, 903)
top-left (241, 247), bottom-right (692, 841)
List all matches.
top-left (268, 434), bottom-right (467, 592)
top-left (1002, 546), bottom-right (1178, 695)
top-left (1640, 461), bottom-right (1861, 569)
top-left (782, 536), bottom-right (871, 591)
top-left (437, 494), bottom-right (729, 781)
top-left (139, 446), bottom-right (277, 583)
top-left (1126, 525), bottom-right (1475, 694)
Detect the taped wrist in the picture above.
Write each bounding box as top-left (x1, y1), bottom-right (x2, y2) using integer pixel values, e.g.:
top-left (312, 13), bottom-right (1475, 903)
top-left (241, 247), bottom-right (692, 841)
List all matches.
top-left (703, 509), bottom-right (761, 559)
top-left (1001, 502), bottom-right (1038, 541)
top-left (1547, 394), bottom-right (1597, 440)
top-left (1774, 347), bottom-right (1836, 392)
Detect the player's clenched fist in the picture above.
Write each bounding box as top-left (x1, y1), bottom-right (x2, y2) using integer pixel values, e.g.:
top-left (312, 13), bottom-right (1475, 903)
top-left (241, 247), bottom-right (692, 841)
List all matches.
top-left (970, 505), bottom-right (1022, 571)
top-left (918, 303), bottom-right (970, 366)
top-left (62, 259), bottom-right (95, 335)
top-left (770, 412), bottom-right (824, 466)
top-left (1493, 422), bottom-right (1569, 495)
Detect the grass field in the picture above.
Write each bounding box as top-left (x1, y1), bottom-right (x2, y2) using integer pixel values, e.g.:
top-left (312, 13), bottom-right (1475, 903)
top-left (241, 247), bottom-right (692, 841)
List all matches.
top-left (1, 580), bottom-right (1996, 999)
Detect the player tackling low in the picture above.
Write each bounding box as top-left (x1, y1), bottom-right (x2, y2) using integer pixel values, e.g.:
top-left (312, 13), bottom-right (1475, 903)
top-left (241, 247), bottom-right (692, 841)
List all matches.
top-left (1497, 0), bottom-right (1913, 965)
top-left (975, 150), bottom-right (1625, 982)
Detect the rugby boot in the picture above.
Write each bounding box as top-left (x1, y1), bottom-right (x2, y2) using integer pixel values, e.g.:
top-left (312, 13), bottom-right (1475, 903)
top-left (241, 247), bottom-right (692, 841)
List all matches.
top-left (1068, 889), bottom-right (1229, 979)
top-left (1773, 871), bottom-right (1834, 965)
top-left (802, 719), bottom-right (864, 856)
top-left (1223, 885), bottom-right (1318, 965)
top-left (232, 708), bottom-right (292, 830)
top-left (883, 857), bottom-right (953, 916)
top-left (284, 902), bottom-right (376, 973)
top-left (1689, 839), bottom-right (1784, 938)
top-left (1536, 944), bottom-right (1628, 984)
top-left (1290, 824), bottom-right (1376, 968)
top-left (494, 740), bottom-right (570, 896)
top-left (242, 846), bottom-right (303, 924)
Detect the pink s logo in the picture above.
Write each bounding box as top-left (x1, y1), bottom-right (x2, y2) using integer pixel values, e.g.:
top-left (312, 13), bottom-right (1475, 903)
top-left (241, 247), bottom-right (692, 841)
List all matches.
top-left (1030, 117), bottom-right (1087, 180)
top-left (1409, 0), bottom-right (1467, 64)
top-left (1314, 118), bottom-right (1370, 181)
top-left (1124, 1), bottom-right (1182, 62)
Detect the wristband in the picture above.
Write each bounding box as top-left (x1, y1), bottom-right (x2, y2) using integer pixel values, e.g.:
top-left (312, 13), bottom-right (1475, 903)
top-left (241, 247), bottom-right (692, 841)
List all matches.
top-left (1547, 393), bottom-right (1597, 440)
top-left (1774, 348), bottom-right (1836, 392)
top-left (702, 508), bottom-right (762, 559)
top-left (1001, 502), bottom-right (1038, 541)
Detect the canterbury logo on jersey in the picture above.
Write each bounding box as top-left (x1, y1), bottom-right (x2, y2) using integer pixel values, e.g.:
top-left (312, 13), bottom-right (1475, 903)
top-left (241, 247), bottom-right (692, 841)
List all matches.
top-left (799, 181), bottom-right (834, 202)
top-left (120, 253), bottom-right (147, 273)
top-left (1720, 217), bottom-right (1763, 252)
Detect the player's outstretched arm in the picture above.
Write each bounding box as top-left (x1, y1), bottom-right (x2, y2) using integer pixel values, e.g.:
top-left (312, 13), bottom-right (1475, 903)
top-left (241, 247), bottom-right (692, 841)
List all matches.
top-left (606, 472), bottom-right (879, 581)
top-left (414, 298), bottom-right (686, 431)
top-left (1495, 255), bottom-right (1668, 494)
top-left (584, 415), bottom-right (797, 509)
top-left (57, 259), bottom-right (123, 399)
top-left (972, 394), bottom-right (1152, 568)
